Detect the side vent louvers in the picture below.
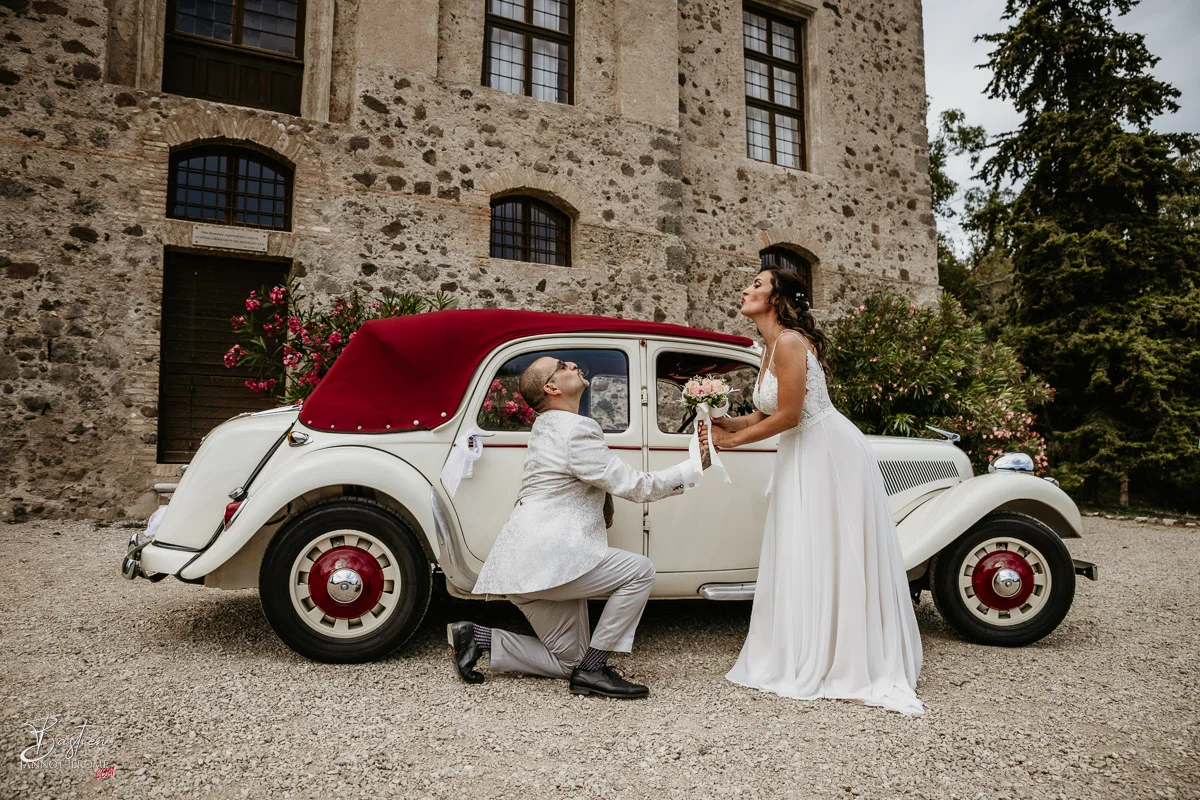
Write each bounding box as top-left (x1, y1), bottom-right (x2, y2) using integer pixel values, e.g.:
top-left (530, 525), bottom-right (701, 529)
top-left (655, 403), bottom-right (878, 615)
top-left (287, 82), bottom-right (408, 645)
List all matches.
top-left (878, 460), bottom-right (959, 496)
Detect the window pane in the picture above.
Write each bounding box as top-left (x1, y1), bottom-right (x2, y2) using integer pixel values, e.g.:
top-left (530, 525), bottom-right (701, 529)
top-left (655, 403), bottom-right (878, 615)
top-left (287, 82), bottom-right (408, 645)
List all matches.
top-left (486, 27), bottom-right (526, 95)
top-left (174, 0), bottom-right (235, 42)
top-left (241, 0), bottom-right (298, 55)
top-left (655, 353), bottom-right (759, 434)
top-left (746, 106), bottom-right (771, 162)
top-left (743, 10), bottom-right (768, 53)
top-left (171, 155), bottom-right (229, 223)
top-left (531, 37), bottom-right (568, 103)
top-left (489, 0), bottom-right (525, 22)
top-left (775, 113), bottom-right (801, 168)
top-left (773, 66), bottom-right (799, 109)
top-left (744, 57), bottom-right (769, 102)
top-left (532, 0), bottom-right (568, 32)
top-left (770, 19), bottom-right (798, 62)
top-left (528, 202), bottom-right (565, 265)
top-left (490, 200), bottom-right (526, 260)
top-left (479, 349), bottom-right (629, 433)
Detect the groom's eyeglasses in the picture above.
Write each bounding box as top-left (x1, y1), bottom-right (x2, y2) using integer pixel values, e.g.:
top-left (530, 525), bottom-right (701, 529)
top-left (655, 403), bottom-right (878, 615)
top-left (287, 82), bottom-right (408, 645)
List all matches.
top-left (545, 360), bottom-right (585, 386)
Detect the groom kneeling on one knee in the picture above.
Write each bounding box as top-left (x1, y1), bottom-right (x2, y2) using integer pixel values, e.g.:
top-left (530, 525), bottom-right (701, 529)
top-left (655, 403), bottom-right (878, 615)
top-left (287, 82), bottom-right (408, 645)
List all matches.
top-left (448, 356), bottom-right (710, 698)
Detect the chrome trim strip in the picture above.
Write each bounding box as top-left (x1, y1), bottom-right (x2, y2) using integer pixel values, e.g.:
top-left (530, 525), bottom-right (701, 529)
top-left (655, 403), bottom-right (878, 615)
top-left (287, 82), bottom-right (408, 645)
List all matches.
top-left (698, 582), bottom-right (756, 601)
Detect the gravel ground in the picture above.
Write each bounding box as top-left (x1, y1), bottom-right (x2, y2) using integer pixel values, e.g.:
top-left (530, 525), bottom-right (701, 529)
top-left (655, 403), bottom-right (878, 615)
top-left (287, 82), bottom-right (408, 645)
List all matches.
top-left (1, 517), bottom-right (1197, 800)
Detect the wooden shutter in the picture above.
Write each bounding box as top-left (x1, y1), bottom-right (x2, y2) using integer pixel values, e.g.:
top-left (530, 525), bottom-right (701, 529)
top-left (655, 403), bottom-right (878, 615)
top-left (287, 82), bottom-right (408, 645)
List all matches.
top-left (158, 251), bottom-right (289, 463)
top-left (162, 36), bottom-right (303, 115)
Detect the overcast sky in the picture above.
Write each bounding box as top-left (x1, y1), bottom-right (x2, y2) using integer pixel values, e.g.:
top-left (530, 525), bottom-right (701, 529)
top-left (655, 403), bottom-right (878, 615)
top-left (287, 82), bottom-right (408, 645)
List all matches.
top-left (921, 0), bottom-right (1199, 243)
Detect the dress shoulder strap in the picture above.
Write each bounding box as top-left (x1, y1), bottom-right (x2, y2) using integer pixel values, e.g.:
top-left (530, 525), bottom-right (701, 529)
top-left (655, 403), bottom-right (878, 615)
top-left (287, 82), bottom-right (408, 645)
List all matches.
top-left (768, 329), bottom-right (814, 368)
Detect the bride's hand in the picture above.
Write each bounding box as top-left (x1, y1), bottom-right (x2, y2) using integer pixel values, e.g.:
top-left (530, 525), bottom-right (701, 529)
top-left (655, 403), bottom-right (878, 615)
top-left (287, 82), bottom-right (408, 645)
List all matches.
top-left (711, 416), bottom-right (738, 431)
top-left (710, 425), bottom-right (737, 451)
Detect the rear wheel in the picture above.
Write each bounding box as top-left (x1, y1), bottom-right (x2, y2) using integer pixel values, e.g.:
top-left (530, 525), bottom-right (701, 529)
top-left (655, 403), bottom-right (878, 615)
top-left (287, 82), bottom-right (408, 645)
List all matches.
top-left (932, 512), bottom-right (1075, 647)
top-left (260, 498), bottom-right (432, 663)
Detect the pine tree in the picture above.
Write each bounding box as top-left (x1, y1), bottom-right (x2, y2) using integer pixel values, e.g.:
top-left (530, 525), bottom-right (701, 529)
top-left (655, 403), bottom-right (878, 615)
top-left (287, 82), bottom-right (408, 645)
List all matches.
top-left (978, 0), bottom-right (1200, 509)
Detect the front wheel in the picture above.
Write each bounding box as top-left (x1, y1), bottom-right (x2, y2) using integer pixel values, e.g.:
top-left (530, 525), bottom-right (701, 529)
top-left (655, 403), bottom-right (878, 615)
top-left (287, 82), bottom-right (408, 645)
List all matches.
top-left (932, 511), bottom-right (1075, 647)
top-left (259, 498), bottom-right (432, 663)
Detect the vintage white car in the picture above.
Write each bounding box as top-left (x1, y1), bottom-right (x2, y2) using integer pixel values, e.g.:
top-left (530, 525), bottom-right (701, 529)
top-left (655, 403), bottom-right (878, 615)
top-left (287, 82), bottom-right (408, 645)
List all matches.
top-left (123, 310), bottom-right (1095, 662)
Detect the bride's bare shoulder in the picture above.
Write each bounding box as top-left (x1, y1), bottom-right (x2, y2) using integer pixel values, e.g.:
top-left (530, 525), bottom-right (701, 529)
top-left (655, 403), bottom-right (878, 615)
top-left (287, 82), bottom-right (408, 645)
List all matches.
top-left (771, 330), bottom-right (811, 368)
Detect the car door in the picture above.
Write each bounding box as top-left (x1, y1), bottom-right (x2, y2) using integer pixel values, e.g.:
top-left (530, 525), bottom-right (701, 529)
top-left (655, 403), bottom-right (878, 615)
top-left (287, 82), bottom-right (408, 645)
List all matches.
top-left (450, 337), bottom-right (645, 562)
top-left (644, 340), bottom-right (777, 575)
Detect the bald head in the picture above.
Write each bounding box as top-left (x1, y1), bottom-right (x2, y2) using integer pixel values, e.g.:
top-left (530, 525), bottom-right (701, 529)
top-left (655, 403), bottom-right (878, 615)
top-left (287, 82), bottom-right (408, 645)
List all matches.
top-left (519, 356), bottom-right (559, 412)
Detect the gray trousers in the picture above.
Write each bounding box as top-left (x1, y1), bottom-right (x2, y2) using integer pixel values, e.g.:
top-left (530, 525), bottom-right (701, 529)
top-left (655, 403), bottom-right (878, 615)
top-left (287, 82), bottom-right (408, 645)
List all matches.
top-left (489, 548), bottom-right (656, 679)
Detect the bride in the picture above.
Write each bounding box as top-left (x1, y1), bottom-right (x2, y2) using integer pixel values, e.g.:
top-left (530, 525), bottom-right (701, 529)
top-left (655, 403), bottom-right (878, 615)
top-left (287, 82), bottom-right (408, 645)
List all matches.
top-left (699, 267), bottom-right (924, 715)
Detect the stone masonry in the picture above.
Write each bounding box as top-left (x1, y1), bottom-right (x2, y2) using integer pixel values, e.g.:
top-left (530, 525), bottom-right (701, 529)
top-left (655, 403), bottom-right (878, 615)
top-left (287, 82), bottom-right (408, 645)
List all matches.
top-left (0, 0), bottom-right (937, 521)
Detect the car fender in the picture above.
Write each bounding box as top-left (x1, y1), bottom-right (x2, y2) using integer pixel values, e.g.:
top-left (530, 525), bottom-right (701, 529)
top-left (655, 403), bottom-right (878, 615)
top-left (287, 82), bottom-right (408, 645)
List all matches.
top-left (179, 446), bottom-right (437, 581)
top-left (896, 472), bottom-right (1083, 572)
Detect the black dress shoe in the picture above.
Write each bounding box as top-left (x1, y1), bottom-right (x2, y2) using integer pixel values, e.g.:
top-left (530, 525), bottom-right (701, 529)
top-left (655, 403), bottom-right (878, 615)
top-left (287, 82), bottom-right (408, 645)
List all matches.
top-left (447, 622), bottom-right (485, 684)
top-left (569, 666), bottom-right (649, 699)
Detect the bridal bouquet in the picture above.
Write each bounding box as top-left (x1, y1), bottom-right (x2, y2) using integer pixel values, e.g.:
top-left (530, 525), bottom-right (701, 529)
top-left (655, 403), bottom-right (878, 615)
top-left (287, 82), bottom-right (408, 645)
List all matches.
top-left (682, 375), bottom-right (733, 484)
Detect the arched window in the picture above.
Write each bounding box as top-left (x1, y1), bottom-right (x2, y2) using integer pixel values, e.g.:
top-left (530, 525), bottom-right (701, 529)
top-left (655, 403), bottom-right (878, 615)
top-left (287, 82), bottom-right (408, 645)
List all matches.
top-left (490, 196), bottom-right (571, 266)
top-left (760, 246), bottom-right (813, 299)
top-left (168, 145), bottom-right (293, 230)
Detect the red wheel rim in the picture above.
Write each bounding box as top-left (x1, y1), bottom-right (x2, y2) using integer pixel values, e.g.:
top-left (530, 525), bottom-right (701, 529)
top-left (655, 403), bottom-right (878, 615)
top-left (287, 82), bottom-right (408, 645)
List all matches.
top-left (306, 546), bottom-right (385, 619)
top-left (971, 550), bottom-right (1035, 611)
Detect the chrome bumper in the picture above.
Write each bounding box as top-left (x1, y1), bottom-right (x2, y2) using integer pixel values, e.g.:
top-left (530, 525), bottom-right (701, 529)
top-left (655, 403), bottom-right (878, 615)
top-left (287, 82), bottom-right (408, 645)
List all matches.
top-left (121, 531), bottom-right (168, 582)
top-left (1073, 559), bottom-right (1098, 581)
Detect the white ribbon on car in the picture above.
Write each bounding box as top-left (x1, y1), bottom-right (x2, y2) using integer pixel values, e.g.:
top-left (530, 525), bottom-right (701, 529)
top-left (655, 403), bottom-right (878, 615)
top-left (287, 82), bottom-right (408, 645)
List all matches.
top-left (440, 426), bottom-right (494, 497)
top-left (689, 400), bottom-right (732, 485)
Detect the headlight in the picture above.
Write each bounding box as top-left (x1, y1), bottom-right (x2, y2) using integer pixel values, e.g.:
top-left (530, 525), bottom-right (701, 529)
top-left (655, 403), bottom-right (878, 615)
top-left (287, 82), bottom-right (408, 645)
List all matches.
top-left (988, 452), bottom-right (1035, 473)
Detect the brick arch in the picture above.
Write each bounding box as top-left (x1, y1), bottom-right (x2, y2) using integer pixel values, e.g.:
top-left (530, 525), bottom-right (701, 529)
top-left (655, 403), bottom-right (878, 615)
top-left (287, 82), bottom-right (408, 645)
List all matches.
top-left (162, 115), bottom-right (306, 167)
top-left (754, 228), bottom-right (826, 307)
top-left (479, 167), bottom-right (584, 219)
top-left (756, 228), bottom-right (823, 265)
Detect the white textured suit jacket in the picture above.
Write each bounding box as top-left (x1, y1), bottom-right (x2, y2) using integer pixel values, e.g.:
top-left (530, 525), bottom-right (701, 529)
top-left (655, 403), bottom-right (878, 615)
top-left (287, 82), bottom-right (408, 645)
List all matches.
top-left (472, 409), bottom-right (700, 595)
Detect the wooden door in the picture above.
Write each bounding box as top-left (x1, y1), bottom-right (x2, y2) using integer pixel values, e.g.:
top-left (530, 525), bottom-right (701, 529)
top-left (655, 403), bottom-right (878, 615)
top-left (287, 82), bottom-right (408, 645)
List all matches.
top-left (157, 250), bottom-right (288, 462)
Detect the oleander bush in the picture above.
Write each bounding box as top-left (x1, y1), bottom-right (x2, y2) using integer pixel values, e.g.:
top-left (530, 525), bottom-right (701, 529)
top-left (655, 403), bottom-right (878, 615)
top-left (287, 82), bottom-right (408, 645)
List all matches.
top-left (827, 291), bottom-right (1052, 475)
top-left (225, 277), bottom-right (452, 404)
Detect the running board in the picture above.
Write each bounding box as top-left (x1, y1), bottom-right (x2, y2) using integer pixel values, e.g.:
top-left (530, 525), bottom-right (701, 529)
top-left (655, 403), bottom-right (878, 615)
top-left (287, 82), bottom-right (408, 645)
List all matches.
top-left (1073, 559), bottom-right (1098, 581)
top-left (699, 582), bottom-right (756, 601)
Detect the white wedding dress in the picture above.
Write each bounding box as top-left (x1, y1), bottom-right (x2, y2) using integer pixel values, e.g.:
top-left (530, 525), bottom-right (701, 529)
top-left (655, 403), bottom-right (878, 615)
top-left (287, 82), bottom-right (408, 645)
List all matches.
top-left (726, 330), bottom-right (924, 715)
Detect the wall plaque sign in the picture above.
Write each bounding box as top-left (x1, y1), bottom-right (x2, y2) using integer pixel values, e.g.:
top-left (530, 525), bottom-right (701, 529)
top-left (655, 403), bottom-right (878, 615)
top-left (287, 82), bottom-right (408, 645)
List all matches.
top-left (191, 224), bottom-right (270, 253)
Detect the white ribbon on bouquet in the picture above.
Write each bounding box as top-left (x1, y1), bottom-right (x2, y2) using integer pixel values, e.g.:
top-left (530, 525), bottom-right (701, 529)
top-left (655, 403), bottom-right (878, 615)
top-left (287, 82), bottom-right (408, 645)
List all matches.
top-left (689, 399), bottom-right (732, 485)
top-left (440, 426), bottom-right (495, 497)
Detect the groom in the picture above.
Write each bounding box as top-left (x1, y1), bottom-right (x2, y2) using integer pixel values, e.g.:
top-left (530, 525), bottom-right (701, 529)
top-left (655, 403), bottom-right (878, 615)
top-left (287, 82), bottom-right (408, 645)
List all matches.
top-left (448, 356), bottom-right (707, 698)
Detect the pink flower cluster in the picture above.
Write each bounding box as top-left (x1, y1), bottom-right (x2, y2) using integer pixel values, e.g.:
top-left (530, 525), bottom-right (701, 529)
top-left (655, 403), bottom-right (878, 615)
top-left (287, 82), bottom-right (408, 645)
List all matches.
top-left (480, 379), bottom-right (537, 428)
top-left (223, 344), bottom-right (245, 368)
top-left (683, 375), bottom-right (731, 405)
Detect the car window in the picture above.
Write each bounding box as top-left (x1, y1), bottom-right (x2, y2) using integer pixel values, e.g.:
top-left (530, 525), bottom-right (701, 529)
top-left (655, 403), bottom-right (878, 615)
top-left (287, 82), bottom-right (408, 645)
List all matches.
top-left (478, 348), bottom-right (630, 433)
top-left (655, 351), bottom-right (759, 434)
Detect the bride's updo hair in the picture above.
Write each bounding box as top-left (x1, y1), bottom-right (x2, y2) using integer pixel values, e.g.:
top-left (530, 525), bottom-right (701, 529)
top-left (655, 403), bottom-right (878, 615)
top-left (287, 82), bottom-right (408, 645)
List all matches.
top-left (763, 268), bottom-right (830, 374)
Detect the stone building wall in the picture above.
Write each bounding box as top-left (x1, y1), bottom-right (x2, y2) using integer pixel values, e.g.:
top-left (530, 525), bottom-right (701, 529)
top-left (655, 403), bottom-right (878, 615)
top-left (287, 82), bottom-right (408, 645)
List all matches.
top-left (0, 0), bottom-right (937, 522)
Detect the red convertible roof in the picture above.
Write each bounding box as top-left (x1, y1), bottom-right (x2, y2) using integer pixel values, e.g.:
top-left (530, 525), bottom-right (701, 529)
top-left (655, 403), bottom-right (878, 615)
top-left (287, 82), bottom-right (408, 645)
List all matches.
top-left (300, 309), bottom-right (753, 432)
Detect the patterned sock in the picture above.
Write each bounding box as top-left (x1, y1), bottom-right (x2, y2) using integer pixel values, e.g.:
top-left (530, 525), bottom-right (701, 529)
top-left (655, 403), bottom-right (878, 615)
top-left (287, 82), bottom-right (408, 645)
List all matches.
top-left (472, 625), bottom-right (491, 651)
top-left (579, 647), bottom-right (609, 671)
